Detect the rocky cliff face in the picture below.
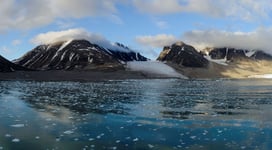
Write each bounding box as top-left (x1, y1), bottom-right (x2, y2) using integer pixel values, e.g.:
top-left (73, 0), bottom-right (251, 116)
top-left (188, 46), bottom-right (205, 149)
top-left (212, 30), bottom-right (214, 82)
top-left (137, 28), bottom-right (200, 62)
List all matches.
top-left (157, 41), bottom-right (272, 79)
top-left (250, 51), bottom-right (272, 60)
top-left (0, 55), bottom-right (30, 72)
top-left (207, 47), bottom-right (272, 61)
top-left (157, 41), bottom-right (209, 68)
top-left (14, 39), bottom-right (148, 71)
top-left (209, 48), bottom-right (247, 60)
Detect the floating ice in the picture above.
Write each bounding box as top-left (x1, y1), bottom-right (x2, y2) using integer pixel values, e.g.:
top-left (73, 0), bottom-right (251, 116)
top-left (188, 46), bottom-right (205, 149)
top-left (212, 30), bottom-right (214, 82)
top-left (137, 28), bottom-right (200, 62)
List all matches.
top-left (190, 136), bottom-right (196, 139)
top-left (10, 124), bottom-right (24, 128)
top-left (148, 144), bottom-right (154, 148)
top-left (133, 138), bottom-right (139, 142)
top-left (112, 147), bottom-right (117, 150)
top-left (56, 137), bottom-right (61, 142)
top-left (63, 130), bottom-right (74, 134)
top-left (96, 133), bottom-right (104, 139)
top-left (12, 138), bottom-right (20, 142)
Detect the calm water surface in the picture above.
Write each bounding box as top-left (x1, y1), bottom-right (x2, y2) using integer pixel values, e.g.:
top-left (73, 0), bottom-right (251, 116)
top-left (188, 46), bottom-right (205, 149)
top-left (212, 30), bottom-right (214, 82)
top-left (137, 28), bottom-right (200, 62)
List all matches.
top-left (0, 79), bottom-right (272, 150)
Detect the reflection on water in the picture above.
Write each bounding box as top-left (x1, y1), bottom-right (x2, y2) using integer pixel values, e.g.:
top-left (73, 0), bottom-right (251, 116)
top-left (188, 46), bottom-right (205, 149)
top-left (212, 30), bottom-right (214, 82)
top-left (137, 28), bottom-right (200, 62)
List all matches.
top-left (0, 79), bottom-right (272, 149)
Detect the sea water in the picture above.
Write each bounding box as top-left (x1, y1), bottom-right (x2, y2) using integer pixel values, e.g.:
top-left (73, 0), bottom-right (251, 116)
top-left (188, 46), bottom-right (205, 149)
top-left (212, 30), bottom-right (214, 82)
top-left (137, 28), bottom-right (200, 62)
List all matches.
top-left (0, 79), bottom-right (272, 149)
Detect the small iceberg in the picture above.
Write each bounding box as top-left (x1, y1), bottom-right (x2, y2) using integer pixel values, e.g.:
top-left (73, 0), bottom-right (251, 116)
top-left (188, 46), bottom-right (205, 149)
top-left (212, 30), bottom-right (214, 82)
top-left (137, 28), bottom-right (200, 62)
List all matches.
top-left (10, 124), bottom-right (25, 128)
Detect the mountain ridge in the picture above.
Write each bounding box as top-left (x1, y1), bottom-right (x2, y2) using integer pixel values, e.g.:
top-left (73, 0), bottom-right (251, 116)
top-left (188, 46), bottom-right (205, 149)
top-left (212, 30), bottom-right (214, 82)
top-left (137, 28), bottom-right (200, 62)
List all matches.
top-left (14, 39), bottom-right (148, 71)
top-left (157, 41), bottom-right (272, 78)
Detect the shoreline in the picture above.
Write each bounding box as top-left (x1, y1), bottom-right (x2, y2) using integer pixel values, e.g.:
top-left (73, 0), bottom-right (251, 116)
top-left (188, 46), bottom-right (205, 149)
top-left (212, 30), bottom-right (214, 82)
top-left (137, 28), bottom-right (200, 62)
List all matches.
top-left (0, 70), bottom-right (178, 82)
top-left (1, 69), bottom-right (272, 82)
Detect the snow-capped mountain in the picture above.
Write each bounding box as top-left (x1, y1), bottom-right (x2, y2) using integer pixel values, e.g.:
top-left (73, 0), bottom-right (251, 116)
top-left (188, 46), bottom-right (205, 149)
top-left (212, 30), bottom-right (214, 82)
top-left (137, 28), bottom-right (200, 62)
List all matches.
top-left (0, 55), bottom-right (30, 72)
top-left (14, 39), bottom-right (148, 70)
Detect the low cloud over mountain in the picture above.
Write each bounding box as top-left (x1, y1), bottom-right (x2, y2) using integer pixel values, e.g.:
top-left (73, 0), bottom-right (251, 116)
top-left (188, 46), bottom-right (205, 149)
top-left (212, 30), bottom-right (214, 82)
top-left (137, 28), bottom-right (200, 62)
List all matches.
top-left (31, 28), bottom-right (137, 53)
top-left (183, 27), bottom-right (272, 54)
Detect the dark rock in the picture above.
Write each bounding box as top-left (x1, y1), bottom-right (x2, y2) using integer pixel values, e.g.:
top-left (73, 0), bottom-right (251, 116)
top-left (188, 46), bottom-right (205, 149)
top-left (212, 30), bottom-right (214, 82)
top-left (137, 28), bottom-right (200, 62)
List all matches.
top-left (14, 39), bottom-right (148, 70)
top-left (209, 47), bottom-right (272, 61)
top-left (209, 48), bottom-right (247, 60)
top-left (0, 55), bottom-right (30, 72)
top-left (109, 43), bottom-right (148, 61)
top-left (250, 51), bottom-right (272, 60)
top-left (157, 41), bottom-right (209, 68)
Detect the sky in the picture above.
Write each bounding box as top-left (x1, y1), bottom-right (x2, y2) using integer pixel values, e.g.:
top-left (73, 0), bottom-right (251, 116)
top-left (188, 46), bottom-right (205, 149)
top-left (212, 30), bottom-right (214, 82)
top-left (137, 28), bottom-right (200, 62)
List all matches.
top-left (1, 0), bottom-right (272, 60)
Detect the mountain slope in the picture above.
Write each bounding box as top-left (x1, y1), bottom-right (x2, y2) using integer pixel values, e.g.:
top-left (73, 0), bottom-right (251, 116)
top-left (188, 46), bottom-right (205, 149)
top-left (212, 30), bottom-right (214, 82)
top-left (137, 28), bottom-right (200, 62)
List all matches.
top-left (206, 47), bottom-right (272, 61)
top-left (0, 55), bottom-right (30, 72)
top-left (157, 41), bottom-right (272, 79)
top-left (157, 41), bottom-right (209, 67)
top-left (14, 39), bottom-right (148, 71)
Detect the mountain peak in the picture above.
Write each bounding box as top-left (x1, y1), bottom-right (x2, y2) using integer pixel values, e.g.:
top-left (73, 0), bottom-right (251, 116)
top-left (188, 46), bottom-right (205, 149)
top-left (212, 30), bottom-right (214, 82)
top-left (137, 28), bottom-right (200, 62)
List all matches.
top-left (172, 41), bottom-right (185, 47)
top-left (158, 41), bottom-right (209, 68)
top-left (14, 39), bottom-right (148, 71)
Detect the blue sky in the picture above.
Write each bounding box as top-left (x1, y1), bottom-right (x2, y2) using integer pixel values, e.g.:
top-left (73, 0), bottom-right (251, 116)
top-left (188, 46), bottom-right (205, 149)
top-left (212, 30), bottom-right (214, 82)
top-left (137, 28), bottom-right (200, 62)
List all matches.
top-left (1, 0), bottom-right (272, 60)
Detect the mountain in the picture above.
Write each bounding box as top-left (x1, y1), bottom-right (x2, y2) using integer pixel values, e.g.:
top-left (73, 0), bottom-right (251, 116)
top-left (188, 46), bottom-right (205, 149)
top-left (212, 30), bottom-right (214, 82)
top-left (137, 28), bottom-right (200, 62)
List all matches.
top-left (157, 41), bottom-right (209, 67)
top-left (206, 47), bottom-right (272, 61)
top-left (157, 41), bottom-right (272, 79)
top-left (250, 50), bottom-right (272, 60)
top-left (0, 55), bottom-right (30, 72)
top-left (14, 39), bottom-right (148, 71)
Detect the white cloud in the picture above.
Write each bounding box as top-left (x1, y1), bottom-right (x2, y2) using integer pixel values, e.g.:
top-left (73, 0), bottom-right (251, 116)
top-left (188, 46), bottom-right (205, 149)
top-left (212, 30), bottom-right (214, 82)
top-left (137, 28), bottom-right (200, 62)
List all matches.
top-left (30, 28), bottom-right (132, 52)
top-left (56, 20), bottom-right (75, 29)
top-left (31, 28), bottom-right (109, 45)
top-left (156, 21), bottom-right (169, 29)
top-left (0, 46), bottom-right (12, 56)
top-left (183, 27), bottom-right (272, 53)
top-left (132, 0), bottom-right (272, 21)
top-left (12, 40), bottom-right (22, 46)
top-left (0, 0), bottom-right (123, 32)
top-left (133, 0), bottom-right (183, 14)
top-left (135, 34), bottom-right (178, 48)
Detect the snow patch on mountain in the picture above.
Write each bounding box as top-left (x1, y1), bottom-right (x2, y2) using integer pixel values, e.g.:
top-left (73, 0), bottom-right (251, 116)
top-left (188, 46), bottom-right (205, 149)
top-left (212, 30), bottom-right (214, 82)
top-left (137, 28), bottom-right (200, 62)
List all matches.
top-left (248, 74), bottom-right (272, 79)
top-left (59, 39), bottom-right (73, 51)
top-left (204, 55), bottom-right (228, 66)
top-left (245, 50), bottom-right (256, 57)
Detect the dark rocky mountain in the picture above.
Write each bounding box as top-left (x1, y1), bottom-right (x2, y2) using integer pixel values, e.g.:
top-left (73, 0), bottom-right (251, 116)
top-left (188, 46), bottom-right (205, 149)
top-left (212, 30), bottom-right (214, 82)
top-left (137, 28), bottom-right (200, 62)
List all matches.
top-left (14, 39), bottom-right (148, 71)
top-left (109, 42), bottom-right (148, 62)
top-left (207, 47), bottom-right (272, 61)
top-left (209, 48), bottom-right (247, 60)
top-left (0, 55), bottom-right (30, 72)
top-left (157, 41), bottom-right (209, 67)
top-left (250, 51), bottom-right (272, 60)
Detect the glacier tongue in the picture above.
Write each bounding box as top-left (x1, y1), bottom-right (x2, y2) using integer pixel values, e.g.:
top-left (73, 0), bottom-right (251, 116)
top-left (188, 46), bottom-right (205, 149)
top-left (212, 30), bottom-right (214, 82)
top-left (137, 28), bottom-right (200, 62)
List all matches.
top-left (126, 61), bottom-right (187, 78)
